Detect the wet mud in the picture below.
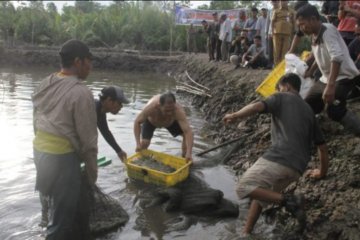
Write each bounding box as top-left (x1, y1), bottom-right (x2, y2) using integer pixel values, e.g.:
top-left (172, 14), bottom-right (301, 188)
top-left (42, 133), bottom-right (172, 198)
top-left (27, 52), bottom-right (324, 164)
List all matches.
top-left (173, 54), bottom-right (360, 240)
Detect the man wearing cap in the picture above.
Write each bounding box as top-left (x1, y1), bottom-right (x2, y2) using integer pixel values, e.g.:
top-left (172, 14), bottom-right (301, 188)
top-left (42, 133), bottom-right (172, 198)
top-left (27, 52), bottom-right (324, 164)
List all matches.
top-left (32, 39), bottom-right (97, 239)
top-left (134, 92), bottom-right (194, 162)
top-left (96, 86), bottom-right (129, 162)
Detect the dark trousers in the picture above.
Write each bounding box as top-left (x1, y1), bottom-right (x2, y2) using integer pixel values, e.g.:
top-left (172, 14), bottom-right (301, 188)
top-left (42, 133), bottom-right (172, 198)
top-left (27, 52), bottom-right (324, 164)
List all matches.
top-left (221, 40), bottom-right (230, 62)
top-left (208, 37), bottom-right (216, 61)
top-left (305, 78), bottom-right (356, 121)
top-left (340, 31), bottom-right (355, 46)
top-left (267, 36), bottom-right (274, 67)
top-left (250, 56), bottom-right (268, 69)
top-left (215, 39), bottom-right (222, 61)
top-left (34, 150), bottom-right (91, 240)
top-left (244, 55), bottom-right (268, 69)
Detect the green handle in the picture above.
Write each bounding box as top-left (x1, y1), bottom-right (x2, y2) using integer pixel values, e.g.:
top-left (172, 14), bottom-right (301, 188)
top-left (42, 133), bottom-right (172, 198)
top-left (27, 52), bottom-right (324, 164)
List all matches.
top-left (80, 157), bottom-right (112, 170)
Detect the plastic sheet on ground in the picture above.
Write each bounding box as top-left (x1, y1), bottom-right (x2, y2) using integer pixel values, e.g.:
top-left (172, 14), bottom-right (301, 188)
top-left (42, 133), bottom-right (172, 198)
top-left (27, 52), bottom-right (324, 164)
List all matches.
top-left (284, 53), bottom-right (314, 98)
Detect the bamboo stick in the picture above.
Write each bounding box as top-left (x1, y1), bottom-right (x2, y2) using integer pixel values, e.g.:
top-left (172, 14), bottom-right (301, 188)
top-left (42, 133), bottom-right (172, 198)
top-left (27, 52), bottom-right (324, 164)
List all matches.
top-left (185, 70), bottom-right (210, 91)
top-left (176, 86), bottom-right (211, 97)
top-left (176, 86), bottom-right (205, 94)
top-left (177, 82), bottom-right (209, 94)
top-left (177, 86), bottom-right (212, 97)
top-left (196, 133), bottom-right (251, 156)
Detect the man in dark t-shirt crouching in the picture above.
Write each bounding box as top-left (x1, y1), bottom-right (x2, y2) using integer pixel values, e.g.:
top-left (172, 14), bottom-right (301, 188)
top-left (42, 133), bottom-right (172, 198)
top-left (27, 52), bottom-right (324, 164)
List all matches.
top-left (222, 73), bottom-right (329, 236)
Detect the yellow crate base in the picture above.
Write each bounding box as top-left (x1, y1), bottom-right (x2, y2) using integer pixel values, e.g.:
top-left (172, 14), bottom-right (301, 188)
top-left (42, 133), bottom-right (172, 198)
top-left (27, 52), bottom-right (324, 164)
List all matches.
top-left (125, 149), bottom-right (191, 187)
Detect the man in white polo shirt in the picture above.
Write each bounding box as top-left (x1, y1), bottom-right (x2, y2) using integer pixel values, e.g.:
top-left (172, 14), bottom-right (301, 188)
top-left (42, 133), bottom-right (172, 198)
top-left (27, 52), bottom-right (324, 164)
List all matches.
top-left (297, 4), bottom-right (360, 135)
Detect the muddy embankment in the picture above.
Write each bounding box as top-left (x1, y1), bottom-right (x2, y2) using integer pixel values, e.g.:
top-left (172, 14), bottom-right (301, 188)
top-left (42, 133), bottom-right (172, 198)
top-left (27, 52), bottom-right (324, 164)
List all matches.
top-left (2, 47), bottom-right (359, 239)
top-left (175, 54), bottom-right (360, 240)
top-left (0, 47), bottom-right (181, 73)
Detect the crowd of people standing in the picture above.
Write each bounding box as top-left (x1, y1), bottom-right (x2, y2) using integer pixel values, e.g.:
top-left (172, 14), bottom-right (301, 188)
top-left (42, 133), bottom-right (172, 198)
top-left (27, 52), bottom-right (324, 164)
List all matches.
top-left (189, 0), bottom-right (360, 74)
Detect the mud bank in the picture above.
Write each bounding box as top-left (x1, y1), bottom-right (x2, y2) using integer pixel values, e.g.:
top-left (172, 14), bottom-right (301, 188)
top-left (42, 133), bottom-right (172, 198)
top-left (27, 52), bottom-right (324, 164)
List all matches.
top-left (0, 47), bottom-right (181, 73)
top-left (175, 54), bottom-right (360, 240)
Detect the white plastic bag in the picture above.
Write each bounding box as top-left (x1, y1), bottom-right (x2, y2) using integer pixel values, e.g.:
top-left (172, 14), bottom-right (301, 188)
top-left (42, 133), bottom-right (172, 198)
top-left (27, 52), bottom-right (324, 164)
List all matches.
top-left (284, 53), bottom-right (314, 98)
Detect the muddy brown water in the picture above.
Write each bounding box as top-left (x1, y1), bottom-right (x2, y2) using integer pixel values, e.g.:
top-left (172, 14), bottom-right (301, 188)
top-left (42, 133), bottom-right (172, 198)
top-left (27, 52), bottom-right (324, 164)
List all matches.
top-left (0, 67), bottom-right (276, 240)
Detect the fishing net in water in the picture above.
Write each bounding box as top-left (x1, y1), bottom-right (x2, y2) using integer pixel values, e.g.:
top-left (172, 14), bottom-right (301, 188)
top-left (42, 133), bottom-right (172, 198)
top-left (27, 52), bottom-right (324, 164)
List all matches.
top-left (80, 175), bottom-right (129, 237)
top-left (143, 174), bottom-right (239, 219)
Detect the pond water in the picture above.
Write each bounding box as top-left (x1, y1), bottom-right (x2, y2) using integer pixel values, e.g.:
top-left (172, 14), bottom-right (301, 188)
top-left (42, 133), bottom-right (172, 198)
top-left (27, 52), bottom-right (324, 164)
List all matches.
top-left (0, 67), bottom-right (274, 240)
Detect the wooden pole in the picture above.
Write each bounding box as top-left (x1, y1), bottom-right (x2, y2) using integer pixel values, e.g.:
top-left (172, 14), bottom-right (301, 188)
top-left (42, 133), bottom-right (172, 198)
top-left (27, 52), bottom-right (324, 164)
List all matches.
top-left (196, 133), bottom-right (251, 157)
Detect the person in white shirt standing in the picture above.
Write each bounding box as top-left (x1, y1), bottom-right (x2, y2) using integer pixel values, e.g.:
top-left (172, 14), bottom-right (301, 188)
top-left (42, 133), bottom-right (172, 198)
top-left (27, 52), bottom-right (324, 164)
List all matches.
top-left (219, 13), bottom-right (233, 62)
top-left (297, 4), bottom-right (360, 135)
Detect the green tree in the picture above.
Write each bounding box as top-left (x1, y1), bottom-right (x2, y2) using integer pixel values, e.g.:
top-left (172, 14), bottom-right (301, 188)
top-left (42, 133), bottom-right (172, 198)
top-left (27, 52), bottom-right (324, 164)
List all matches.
top-left (16, 2), bottom-right (53, 45)
top-left (209, 0), bottom-right (236, 10)
top-left (4, 0), bottom-right (205, 51)
top-left (0, 1), bottom-right (17, 43)
top-left (75, 0), bottom-right (102, 14)
top-left (46, 2), bottom-right (58, 14)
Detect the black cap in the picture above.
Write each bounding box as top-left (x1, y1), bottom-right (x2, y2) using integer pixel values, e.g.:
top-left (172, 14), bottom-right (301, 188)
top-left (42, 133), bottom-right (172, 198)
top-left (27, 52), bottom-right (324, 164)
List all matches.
top-left (101, 86), bottom-right (130, 104)
top-left (59, 39), bottom-right (93, 60)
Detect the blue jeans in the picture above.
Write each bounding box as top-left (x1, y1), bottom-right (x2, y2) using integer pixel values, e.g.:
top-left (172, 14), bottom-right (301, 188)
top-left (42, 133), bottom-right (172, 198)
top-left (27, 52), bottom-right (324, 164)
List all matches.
top-left (34, 150), bottom-right (90, 240)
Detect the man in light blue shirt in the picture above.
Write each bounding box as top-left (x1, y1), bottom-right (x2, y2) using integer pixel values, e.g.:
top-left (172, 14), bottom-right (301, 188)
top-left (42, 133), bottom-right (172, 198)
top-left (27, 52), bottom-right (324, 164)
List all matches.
top-left (244, 7), bottom-right (258, 43)
top-left (219, 13), bottom-right (233, 62)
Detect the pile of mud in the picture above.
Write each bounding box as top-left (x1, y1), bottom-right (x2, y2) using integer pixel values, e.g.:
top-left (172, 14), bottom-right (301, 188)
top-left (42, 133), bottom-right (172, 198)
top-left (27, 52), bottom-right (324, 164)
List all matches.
top-left (175, 54), bottom-right (360, 240)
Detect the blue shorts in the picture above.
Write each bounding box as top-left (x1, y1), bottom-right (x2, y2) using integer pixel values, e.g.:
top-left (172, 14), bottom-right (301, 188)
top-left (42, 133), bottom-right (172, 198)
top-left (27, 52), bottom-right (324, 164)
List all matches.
top-left (141, 119), bottom-right (183, 140)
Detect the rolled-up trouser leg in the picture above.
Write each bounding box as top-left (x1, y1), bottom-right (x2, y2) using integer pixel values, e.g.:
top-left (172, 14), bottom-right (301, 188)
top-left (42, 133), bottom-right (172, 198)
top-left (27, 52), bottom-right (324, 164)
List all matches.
top-left (40, 192), bottom-right (50, 226)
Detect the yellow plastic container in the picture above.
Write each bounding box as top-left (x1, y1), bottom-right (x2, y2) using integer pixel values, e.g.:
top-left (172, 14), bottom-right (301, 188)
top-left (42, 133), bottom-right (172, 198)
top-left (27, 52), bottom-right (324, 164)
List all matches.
top-left (125, 149), bottom-right (191, 187)
top-left (256, 51), bottom-right (311, 97)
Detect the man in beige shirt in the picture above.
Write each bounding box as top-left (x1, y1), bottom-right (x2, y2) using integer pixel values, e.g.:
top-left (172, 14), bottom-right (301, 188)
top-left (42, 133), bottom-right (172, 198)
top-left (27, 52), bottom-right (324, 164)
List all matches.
top-left (271, 0), bottom-right (296, 65)
top-left (134, 92), bottom-right (194, 162)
